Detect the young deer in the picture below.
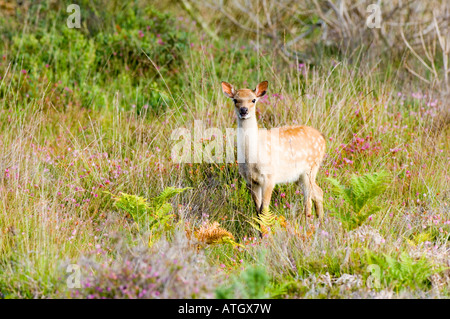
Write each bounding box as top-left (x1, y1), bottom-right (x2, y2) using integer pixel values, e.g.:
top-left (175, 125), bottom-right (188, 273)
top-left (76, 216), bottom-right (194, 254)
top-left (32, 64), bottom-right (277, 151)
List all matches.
top-left (221, 80), bottom-right (326, 220)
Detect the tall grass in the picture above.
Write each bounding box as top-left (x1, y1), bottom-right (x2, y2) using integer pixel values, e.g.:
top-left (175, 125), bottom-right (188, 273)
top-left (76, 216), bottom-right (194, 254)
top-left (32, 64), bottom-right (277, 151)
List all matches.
top-left (0, 0), bottom-right (449, 298)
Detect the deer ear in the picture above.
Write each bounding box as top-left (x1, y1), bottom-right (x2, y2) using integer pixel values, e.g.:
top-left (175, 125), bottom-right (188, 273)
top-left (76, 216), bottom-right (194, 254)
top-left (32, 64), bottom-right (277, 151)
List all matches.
top-left (221, 81), bottom-right (235, 98)
top-left (255, 81), bottom-right (268, 97)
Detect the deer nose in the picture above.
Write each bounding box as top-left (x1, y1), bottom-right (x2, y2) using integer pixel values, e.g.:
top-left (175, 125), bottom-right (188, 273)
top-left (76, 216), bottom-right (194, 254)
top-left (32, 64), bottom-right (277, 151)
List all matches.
top-left (239, 107), bottom-right (248, 115)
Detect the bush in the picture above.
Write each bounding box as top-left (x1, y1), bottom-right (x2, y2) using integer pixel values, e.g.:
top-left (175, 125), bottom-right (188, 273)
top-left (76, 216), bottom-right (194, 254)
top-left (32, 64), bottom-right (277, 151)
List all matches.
top-left (1, 2), bottom-right (188, 111)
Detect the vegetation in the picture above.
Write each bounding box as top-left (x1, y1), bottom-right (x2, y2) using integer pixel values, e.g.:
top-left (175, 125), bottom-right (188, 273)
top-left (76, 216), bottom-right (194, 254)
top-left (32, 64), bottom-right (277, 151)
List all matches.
top-left (0, 0), bottom-right (448, 299)
top-left (107, 187), bottom-right (190, 245)
top-left (327, 171), bottom-right (390, 230)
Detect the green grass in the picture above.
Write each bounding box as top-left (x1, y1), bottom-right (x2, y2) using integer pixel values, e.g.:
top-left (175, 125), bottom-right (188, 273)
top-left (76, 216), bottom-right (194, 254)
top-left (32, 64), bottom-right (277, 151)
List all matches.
top-left (0, 0), bottom-right (449, 299)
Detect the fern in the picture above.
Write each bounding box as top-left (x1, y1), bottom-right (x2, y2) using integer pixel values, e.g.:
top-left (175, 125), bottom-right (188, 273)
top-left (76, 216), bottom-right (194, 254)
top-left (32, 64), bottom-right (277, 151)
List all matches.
top-left (107, 192), bottom-right (150, 225)
top-left (366, 251), bottom-right (442, 292)
top-left (405, 231), bottom-right (433, 247)
top-left (194, 221), bottom-right (239, 246)
top-left (249, 208), bottom-right (277, 235)
top-left (152, 187), bottom-right (191, 214)
top-left (106, 187), bottom-right (191, 246)
top-left (327, 171), bottom-right (389, 230)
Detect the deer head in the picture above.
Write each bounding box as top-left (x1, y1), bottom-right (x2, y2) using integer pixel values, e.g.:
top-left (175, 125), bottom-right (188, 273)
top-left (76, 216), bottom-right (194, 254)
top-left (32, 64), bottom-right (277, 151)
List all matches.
top-left (221, 81), bottom-right (268, 120)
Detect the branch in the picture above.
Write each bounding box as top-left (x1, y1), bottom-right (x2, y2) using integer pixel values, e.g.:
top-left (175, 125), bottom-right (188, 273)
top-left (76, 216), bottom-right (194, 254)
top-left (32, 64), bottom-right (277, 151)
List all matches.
top-left (179, 0), bottom-right (219, 42)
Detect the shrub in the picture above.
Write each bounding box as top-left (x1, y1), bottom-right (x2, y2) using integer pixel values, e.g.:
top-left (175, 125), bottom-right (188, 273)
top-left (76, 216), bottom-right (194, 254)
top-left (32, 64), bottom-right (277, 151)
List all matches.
top-left (2, 2), bottom-right (188, 111)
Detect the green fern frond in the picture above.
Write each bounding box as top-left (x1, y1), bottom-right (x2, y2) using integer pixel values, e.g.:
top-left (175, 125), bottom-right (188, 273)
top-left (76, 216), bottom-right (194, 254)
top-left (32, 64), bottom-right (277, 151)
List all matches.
top-left (106, 187), bottom-right (190, 246)
top-left (259, 208), bottom-right (276, 227)
top-left (327, 177), bottom-right (346, 196)
top-left (349, 171), bottom-right (390, 213)
top-left (152, 187), bottom-right (192, 208)
top-left (105, 191), bottom-right (150, 224)
top-left (249, 208), bottom-right (277, 235)
top-left (365, 250), bottom-right (442, 291)
top-left (248, 220), bottom-right (262, 233)
top-left (327, 171), bottom-right (390, 230)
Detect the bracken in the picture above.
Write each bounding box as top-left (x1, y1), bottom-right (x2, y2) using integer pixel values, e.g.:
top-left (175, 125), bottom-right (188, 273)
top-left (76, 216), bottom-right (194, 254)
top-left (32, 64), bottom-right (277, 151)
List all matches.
top-left (194, 221), bottom-right (234, 245)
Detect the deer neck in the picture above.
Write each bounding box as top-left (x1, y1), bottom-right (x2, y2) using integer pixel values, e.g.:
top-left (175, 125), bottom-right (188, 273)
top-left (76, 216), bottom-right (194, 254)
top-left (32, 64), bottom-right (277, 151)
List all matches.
top-left (237, 116), bottom-right (259, 165)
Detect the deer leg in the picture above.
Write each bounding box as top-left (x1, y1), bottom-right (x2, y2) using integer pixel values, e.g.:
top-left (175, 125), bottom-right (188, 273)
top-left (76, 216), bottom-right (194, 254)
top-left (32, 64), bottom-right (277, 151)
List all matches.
top-left (312, 184), bottom-right (324, 220)
top-left (254, 179), bottom-right (275, 238)
top-left (310, 165), bottom-right (324, 221)
top-left (300, 173), bottom-right (313, 219)
top-left (248, 183), bottom-right (262, 216)
top-left (261, 179), bottom-right (275, 214)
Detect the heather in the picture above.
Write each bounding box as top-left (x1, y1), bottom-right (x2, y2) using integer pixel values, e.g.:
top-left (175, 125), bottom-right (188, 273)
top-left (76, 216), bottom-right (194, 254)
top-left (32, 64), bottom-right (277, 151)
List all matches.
top-left (0, 0), bottom-right (449, 298)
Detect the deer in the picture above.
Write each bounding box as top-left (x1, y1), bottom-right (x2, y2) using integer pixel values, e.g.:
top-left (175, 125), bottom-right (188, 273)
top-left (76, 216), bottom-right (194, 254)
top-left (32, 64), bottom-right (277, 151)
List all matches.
top-left (221, 80), bottom-right (326, 223)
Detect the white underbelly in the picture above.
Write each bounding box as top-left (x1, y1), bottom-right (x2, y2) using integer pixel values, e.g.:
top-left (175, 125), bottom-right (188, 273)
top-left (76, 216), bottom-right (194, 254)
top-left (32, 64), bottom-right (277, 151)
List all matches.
top-left (273, 164), bottom-right (307, 184)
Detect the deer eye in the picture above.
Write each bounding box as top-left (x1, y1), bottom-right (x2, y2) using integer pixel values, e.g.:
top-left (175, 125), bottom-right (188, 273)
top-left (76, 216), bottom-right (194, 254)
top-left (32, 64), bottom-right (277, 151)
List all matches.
top-left (233, 99), bottom-right (238, 104)
top-left (252, 99), bottom-right (256, 103)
